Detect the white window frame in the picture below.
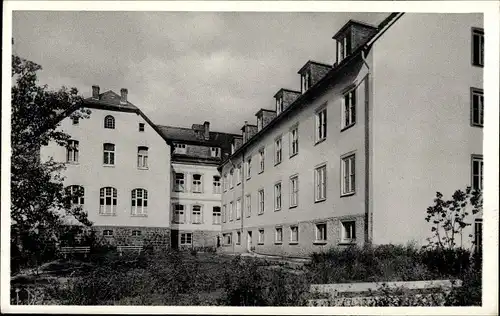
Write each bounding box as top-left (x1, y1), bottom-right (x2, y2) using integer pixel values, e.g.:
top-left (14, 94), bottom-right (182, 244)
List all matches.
top-left (131, 230), bottom-right (142, 237)
top-left (341, 220), bottom-right (356, 243)
top-left (104, 115), bottom-right (115, 129)
top-left (471, 88), bottom-right (484, 127)
top-left (103, 143), bottom-right (115, 166)
top-left (212, 206), bottom-right (221, 224)
top-left (246, 157), bottom-right (252, 179)
top-left (245, 194), bottom-right (251, 218)
top-left (229, 169), bottom-right (234, 188)
top-left (315, 107), bottom-right (327, 143)
top-left (210, 147), bottom-right (221, 157)
top-left (290, 125), bottom-right (299, 157)
top-left (192, 205), bottom-right (202, 224)
top-left (222, 204), bottom-right (227, 223)
top-left (274, 182), bottom-right (282, 211)
top-left (275, 137), bottom-right (282, 165)
top-left (290, 175), bottom-right (298, 208)
top-left (180, 233), bottom-right (193, 246)
top-left (341, 154), bottom-right (356, 196)
top-left (99, 187), bottom-right (117, 215)
top-left (213, 176), bottom-right (222, 194)
top-left (275, 227), bottom-right (283, 244)
top-left (342, 88), bottom-right (356, 130)
top-left (290, 225), bottom-right (299, 243)
top-left (258, 189), bottom-right (265, 215)
top-left (173, 204), bottom-right (185, 223)
top-left (131, 188), bottom-right (148, 216)
top-left (229, 201), bottom-right (234, 221)
top-left (236, 165), bottom-right (242, 185)
top-left (137, 146), bottom-right (148, 169)
top-left (236, 198), bottom-right (242, 220)
top-left (259, 148), bottom-right (265, 173)
top-left (301, 72), bottom-right (310, 93)
top-left (315, 164), bottom-right (327, 202)
top-left (258, 229), bottom-right (265, 244)
top-left (174, 173), bottom-right (185, 192)
top-left (236, 231), bottom-right (241, 245)
top-left (66, 140), bottom-right (79, 163)
top-left (67, 185), bottom-right (84, 206)
top-left (276, 97), bottom-right (284, 115)
top-left (315, 223), bottom-right (327, 242)
top-left (174, 143), bottom-right (187, 155)
top-left (474, 218), bottom-right (483, 253)
top-left (72, 116), bottom-right (79, 125)
top-left (192, 174), bottom-right (203, 193)
top-left (223, 174), bottom-right (228, 191)
top-left (471, 155), bottom-right (483, 191)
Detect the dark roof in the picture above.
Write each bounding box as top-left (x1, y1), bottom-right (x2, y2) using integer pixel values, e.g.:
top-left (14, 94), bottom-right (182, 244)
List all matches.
top-left (298, 60), bottom-right (332, 74)
top-left (332, 19), bottom-right (378, 40)
top-left (157, 125), bottom-right (238, 149)
top-left (255, 108), bottom-right (277, 116)
top-left (273, 88), bottom-right (301, 98)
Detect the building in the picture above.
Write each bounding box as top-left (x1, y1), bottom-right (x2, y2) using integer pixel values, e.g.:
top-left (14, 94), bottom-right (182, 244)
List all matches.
top-left (40, 86), bottom-right (173, 248)
top-left (219, 13), bottom-right (483, 256)
top-left (157, 123), bottom-right (237, 249)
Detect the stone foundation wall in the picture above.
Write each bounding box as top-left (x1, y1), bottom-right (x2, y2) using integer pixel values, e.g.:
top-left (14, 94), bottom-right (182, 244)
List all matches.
top-left (92, 226), bottom-right (171, 250)
top-left (172, 229), bottom-right (220, 250)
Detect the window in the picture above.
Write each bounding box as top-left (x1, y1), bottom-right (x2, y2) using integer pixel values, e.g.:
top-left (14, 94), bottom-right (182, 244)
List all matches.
top-left (72, 116), bottom-right (79, 125)
top-left (471, 155), bottom-right (483, 191)
top-left (229, 202), bottom-right (234, 221)
top-left (131, 188), bottom-right (148, 215)
top-left (474, 219), bottom-right (483, 253)
top-left (290, 226), bottom-right (299, 243)
top-left (315, 223), bottom-right (327, 242)
top-left (213, 176), bottom-right (222, 194)
top-left (257, 117), bottom-right (263, 131)
top-left (315, 107), bottom-right (327, 142)
top-left (315, 165), bottom-right (327, 201)
top-left (259, 148), bottom-right (265, 173)
top-left (337, 35), bottom-right (351, 62)
top-left (342, 89), bottom-right (356, 129)
top-left (222, 205), bottom-right (227, 223)
top-left (213, 206), bottom-right (221, 224)
top-left (192, 205), bottom-right (202, 224)
top-left (276, 97), bottom-right (284, 115)
top-left (103, 143), bottom-right (115, 166)
top-left (180, 233), bottom-right (193, 246)
top-left (66, 185), bottom-right (84, 206)
top-left (137, 147), bottom-right (148, 169)
top-left (275, 227), bottom-right (283, 244)
top-left (231, 143), bottom-right (235, 154)
top-left (224, 233), bottom-right (232, 245)
top-left (210, 147), bottom-right (221, 157)
top-left (341, 221), bottom-right (356, 243)
top-left (258, 229), bottom-right (264, 244)
top-left (236, 231), bottom-right (241, 245)
top-left (341, 154), bottom-right (356, 195)
top-left (290, 176), bottom-right (298, 208)
top-left (104, 115), bottom-right (115, 129)
top-left (192, 174), bottom-right (203, 193)
top-left (274, 182), bottom-right (282, 211)
top-left (472, 28), bottom-right (484, 67)
top-left (229, 169), bottom-right (234, 188)
top-left (103, 230), bottom-right (113, 237)
top-left (223, 174), bottom-right (228, 191)
top-left (175, 173), bottom-right (185, 192)
top-left (66, 140), bottom-right (79, 163)
top-left (173, 204), bottom-right (185, 223)
top-left (471, 88), bottom-right (484, 127)
top-left (258, 189), bottom-right (265, 215)
top-left (245, 194), bottom-right (251, 217)
top-left (174, 143), bottom-right (187, 154)
top-left (99, 187), bottom-right (117, 215)
top-left (275, 137), bottom-right (282, 165)
top-left (246, 158), bottom-right (252, 179)
top-left (131, 230), bottom-right (142, 237)
top-left (236, 198), bottom-right (242, 220)
top-left (290, 125), bottom-right (298, 156)
top-left (301, 72), bottom-right (311, 93)
top-left (139, 123), bottom-right (145, 132)
top-left (236, 165), bottom-right (242, 185)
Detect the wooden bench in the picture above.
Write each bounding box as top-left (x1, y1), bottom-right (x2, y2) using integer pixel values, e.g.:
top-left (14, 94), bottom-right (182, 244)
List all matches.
top-left (117, 245), bottom-right (143, 256)
top-left (308, 279), bottom-right (462, 306)
top-left (60, 246), bottom-right (90, 258)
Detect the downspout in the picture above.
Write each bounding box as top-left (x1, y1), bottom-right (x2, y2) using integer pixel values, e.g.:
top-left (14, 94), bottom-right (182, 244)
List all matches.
top-left (241, 149), bottom-right (246, 252)
top-left (361, 49), bottom-right (372, 245)
top-left (227, 158), bottom-right (236, 253)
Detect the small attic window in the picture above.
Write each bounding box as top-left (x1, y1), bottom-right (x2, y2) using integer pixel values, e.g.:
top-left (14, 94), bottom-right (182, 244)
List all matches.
top-left (301, 72), bottom-right (311, 94)
top-left (139, 123), bottom-right (145, 132)
top-left (276, 97), bottom-right (284, 115)
top-left (337, 33), bottom-right (352, 63)
top-left (72, 116), bottom-right (79, 125)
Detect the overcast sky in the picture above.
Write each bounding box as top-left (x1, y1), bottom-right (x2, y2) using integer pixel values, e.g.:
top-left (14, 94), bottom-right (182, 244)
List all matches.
top-left (13, 11), bottom-right (388, 134)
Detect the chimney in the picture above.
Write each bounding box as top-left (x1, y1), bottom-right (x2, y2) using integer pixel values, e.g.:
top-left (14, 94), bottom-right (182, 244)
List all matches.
top-left (92, 85), bottom-right (100, 100)
top-left (120, 88), bottom-right (128, 104)
top-left (203, 121), bottom-right (210, 140)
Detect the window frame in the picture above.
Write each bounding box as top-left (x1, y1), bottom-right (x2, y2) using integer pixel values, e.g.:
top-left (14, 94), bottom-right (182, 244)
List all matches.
top-left (314, 222), bottom-right (327, 243)
top-left (236, 231), bottom-right (241, 245)
top-left (289, 124), bottom-right (299, 157)
top-left (192, 205), bottom-right (202, 224)
top-left (315, 106), bottom-right (327, 144)
top-left (470, 87), bottom-right (484, 127)
top-left (180, 233), bottom-right (193, 246)
top-left (236, 198), bottom-right (242, 220)
top-left (103, 229), bottom-right (113, 237)
top-left (213, 176), bottom-right (222, 194)
top-left (72, 116), bottom-right (79, 125)
top-left (229, 201), bottom-right (234, 221)
top-left (103, 143), bottom-right (115, 166)
top-left (341, 88), bottom-right (357, 131)
top-left (290, 175), bottom-right (299, 208)
top-left (99, 187), bottom-right (117, 215)
top-left (258, 189), bottom-right (265, 215)
top-left (104, 115), bottom-right (115, 129)
top-left (67, 185), bottom-right (84, 206)
top-left (314, 164), bottom-right (327, 202)
top-left (66, 140), bottom-right (79, 164)
top-left (212, 206), bottom-right (221, 225)
top-left (174, 143), bottom-right (187, 155)
top-left (474, 218), bottom-right (483, 253)
top-left (131, 188), bottom-right (148, 216)
top-left (274, 182), bottom-right (282, 211)
top-left (258, 229), bottom-right (265, 244)
top-left (290, 225), bottom-right (299, 244)
top-left (192, 173), bottom-right (203, 193)
top-left (258, 148), bottom-right (265, 173)
top-left (245, 194), bottom-right (251, 218)
top-left (471, 27), bottom-right (484, 67)
top-left (174, 173), bottom-right (185, 192)
top-left (137, 146), bottom-right (149, 169)
top-left (275, 226), bottom-right (283, 244)
top-left (173, 203), bottom-right (185, 223)
top-left (471, 154), bottom-right (483, 191)
top-left (246, 157), bottom-right (252, 180)
top-left (341, 153), bottom-right (356, 197)
top-left (139, 123), bottom-right (145, 132)
top-left (341, 220), bottom-right (357, 244)
top-left (274, 136), bottom-right (282, 165)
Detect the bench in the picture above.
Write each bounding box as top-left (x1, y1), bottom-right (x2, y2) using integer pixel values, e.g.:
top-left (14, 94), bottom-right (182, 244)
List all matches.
top-left (117, 245), bottom-right (143, 256)
top-left (60, 246), bottom-right (90, 258)
top-left (308, 279), bottom-right (462, 306)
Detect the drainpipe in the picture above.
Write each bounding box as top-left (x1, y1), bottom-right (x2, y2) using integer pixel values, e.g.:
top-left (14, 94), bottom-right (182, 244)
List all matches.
top-left (240, 149), bottom-right (246, 253)
top-left (361, 49), bottom-right (372, 246)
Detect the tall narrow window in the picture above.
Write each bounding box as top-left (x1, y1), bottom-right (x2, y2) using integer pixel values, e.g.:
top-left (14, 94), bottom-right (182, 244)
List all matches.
top-left (131, 188), bottom-right (148, 215)
top-left (137, 146), bottom-right (148, 169)
top-left (222, 205), bottom-right (227, 223)
top-left (174, 173), bottom-right (185, 192)
top-left (246, 158), bottom-right (252, 179)
top-left (274, 182), bottom-right (282, 211)
top-left (315, 165), bottom-right (327, 201)
top-left (315, 223), bottom-right (327, 242)
top-left (229, 169), bottom-right (234, 188)
top-left (275, 227), bottom-right (283, 244)
top-left (290, 125), bottom-right (299, 156)
top-left (472, 28), bottom-right (484, 67)
top-left (316, 107), bottom-right (327, 142)
top-left (275, 137), bottom-right (282, 165)
top-left (236, 231), bottom-right (241, 245)
top-left (258, 229), bottom-right (265, 244)
top-left (257, 117), bottom-right (263, 131)
top-left (66, 140), bottom-right (79, 163)
top-left (245, 194), bottom-right (251, 217)
top-left (258, 189), bottom-right (265, 215)
top-left (471, 155), bottom-right (483, 191)
top-left (104, 115), bottom-right (115, 129)
top-left (276, 97), bottom-right (284, 115)
top-left (213, 176), bottom-right (221, 194)
top-left (474, 219), bottom-right (483, 253)
top-left (471, 88), bottom-right (484, 127)
top-left (301, 72), bottom-right (310, 93)
top-left (236, 165), bottom-right (242, 185)
top-left (103, 143), bottom-right (115, 166)
top-left (66, 185), bottom-right (84, 206)
top-left (259, 148), bottom-right (265, 173)
top-left (341, 154), bottom-right (356, 195)
top-left (337, 35), bottom-right (351, 63)
top-left (229, 201), bottom-right (234, 221)
top-left (213, 206), bottom-right (221, 224)
top-left (99, 187), bottom-right (117, 215)
top-left (192, 205), bottom-right (202, 224)
top-left (192, 174), bottom-right (202, 193)
top-left (173, 204), bottom-right (185, 223)
top-left (290, 175), bottom-right (298, 208)
top-left (236, 198), bottom-right (242, 220)
top-left (342, 89), bottom-right (356, 129)
top-left (290, 226), bottom-right (299, 243)
top-left (223, 174), bottom-right (228, 191)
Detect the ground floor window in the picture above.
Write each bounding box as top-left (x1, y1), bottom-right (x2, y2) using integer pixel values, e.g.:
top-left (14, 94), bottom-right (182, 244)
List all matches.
top-left (341, 220), bottom-right (356, 243)
top-left (315, 223), bottom-right (327, 242)
top-left (224, 233), bottom-right (232, 245)
top-left (236, 231), bottom-right (241, 245)
top-left (275, 227), bottom-right (283, 244)
top-left (474, 219), bottom-right (483, 253)
top-left (131, 230), bottom-right (142, 237)
top-left (180, 233), bottom-right (193, 246)
top-left (290, 225), bottom-right (299, 243)
top-left (258, 229), bottom-right (265, 244)
top-left (103, 229), bottom-right (113, 237)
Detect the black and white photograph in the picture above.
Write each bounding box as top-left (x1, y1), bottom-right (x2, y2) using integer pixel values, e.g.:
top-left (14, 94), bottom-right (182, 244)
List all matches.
top-left (1, 1), bottom-right (498, 313)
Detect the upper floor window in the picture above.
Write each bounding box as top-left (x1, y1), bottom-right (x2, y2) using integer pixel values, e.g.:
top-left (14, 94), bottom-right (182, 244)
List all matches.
top-left (222, 205), bottom-right (227, 223)
top-left (236, 198), bottom-right (242, 220)
top-left (229, 201), bottom-right (234, 221)
top-left (66, 140), bottom-right (79, 163)
top-left (471, 155), bottom-right (483, 191)
top-left (276, 97), bottom-right (284, 115)
top-left (229, 169), bottom-right (234, 188)
top-left (139, 123), bottom-right (145, 132)
top-left (316, 107), bottom-right (327, 143)
top-left (236, 165), bottom-right (242, 185)
top-left (275, 137), bottom-right (282, 165)
top-left (131, 188), bottom-right (148, 216)
top-left (192, 205), bottom-right (202, 224)
top-left (72, 116), bottom-right (79, 125)
top-left (175, 173), bottom-right (185, 192)
top-left (223, 174), bottom-right (228, 191)
top-left (258, 189), bottom-right (265, 215)
top-left (472, 28), bottom-right (484, 67)
top-left (290, 125), bottom-right (298, 157)
top-left (192, 174), bottom-right (203, 193)
top-left (231, 143), bottom-right (235, 154)
top-left (301, 72), bottom-right (311, 94)
top-left (246, 157), bottom-right (252, 179)
top-left (174, 143), bottom-right (187, 154)
top-left (213, 176), bottom-right (222, 194)
top-left (274, 182), bottom-right (282, 211)
top-left (290, 175), bottom-right (299, 208)
top-left (211, 147), bottom-right (221, 157)
top-left (103, 143), bottom-right (115, 166)
top-left (137, 146), bottom-right (148, 169)
top-left (173, 204), bottom-right (185, 223)
top-left (341, 154), bottom-right (356, 196)
top-left (66, 185), bottom-right (84, 206)
top-left (474, 219), bottom-right (483, 253)
top-left (315, 164), bottom-right (327, 202)
top-left (213, 206), bottom-right (221, 225)
top-left (99, 187), bottom-right (117, 215)
top-left (337, 35), bottom-right (351, 63)
top-left (104, 115), bottom-right (115, 129)
top-left (471, 88), bottom-right (484, 127)
top-left (245, 194), bottom-right (251, 217)
top-left (342, 88), bottom-right (356, 130)
top-left (259, 148), bottom-right (265, 173)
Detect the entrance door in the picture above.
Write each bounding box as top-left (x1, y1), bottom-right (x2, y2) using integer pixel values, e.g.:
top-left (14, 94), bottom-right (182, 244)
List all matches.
top-left (247, 231), bottom-right (252, 251)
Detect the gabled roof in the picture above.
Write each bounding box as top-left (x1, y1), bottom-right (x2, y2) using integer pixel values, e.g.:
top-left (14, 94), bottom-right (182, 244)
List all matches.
top-left (332, 19), bottom-right (378, 40)
top-left (157, 125), bottom-right (238, 149)
top-left (298, 60), bottom-right (332, 74)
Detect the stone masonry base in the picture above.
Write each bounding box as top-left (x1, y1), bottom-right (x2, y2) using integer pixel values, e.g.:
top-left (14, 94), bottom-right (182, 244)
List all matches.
top-left (91, 226), bottom-right (171, 250)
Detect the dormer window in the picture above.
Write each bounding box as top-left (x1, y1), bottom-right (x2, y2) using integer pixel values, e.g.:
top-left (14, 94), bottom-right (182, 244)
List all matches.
top-left (276, 97), bottom-right (284, 115)
top-left (174, 143), bottom-right (187, 154)
top-left (301, 72), bottom-right (311, 94)
top-left (231, 143), bottom-right (235, 155)
top-left (210, 147), bottom-right (221, 157)
top-left (257, 116), bottom-right (263, 131)
top-left (337, 35), bottom-right (351, 63)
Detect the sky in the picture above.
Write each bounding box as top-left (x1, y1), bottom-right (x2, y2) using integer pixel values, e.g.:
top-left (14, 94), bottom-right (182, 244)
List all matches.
top-left (12, 11), bottom-right (388, 134)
